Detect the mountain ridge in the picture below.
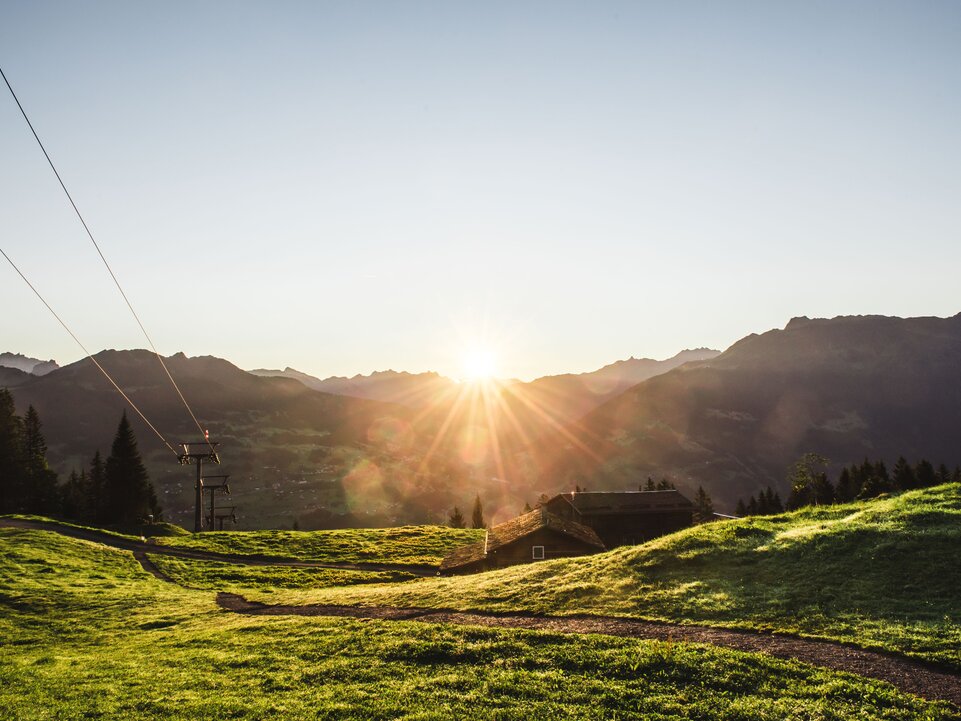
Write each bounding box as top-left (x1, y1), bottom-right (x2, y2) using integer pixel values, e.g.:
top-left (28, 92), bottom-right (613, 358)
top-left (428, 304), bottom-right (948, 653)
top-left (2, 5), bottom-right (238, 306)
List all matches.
top-left (531, 313), bottom-right (961, 508)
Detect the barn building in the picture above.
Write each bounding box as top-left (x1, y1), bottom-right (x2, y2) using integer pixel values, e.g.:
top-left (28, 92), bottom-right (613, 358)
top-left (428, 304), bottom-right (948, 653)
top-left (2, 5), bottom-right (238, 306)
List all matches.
top-left (541, 490), bottom-right (693, 548)
top-left (439, 507), bottom-right (605, 575)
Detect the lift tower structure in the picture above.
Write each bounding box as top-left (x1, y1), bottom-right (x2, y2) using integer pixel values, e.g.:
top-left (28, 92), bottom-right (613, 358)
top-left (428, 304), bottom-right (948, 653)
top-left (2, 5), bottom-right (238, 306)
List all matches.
top-left (179, 441), bottom-right (220, 532)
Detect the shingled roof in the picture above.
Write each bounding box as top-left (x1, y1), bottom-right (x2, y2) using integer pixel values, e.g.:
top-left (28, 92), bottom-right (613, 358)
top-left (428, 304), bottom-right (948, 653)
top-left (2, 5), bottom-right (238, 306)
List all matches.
top-left (551, 490), bottom-right (693, 515)
top-left (439, 508), bottom-right (604, 572)
top-left (487, 507), bottom-right (605, 550)
top-left (438, 537), bottom-right (488, 572)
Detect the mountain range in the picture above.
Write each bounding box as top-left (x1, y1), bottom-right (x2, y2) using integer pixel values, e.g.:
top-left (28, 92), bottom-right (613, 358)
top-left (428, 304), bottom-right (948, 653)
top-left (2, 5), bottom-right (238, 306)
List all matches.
top-left (4, 313), bottom-right (961, 528)
top-left (529, 314), bottom-right (961, 505)
top-left (0, 352), bottom-right (59, 376)
top-left (250, 348), bottom-right (719, 421)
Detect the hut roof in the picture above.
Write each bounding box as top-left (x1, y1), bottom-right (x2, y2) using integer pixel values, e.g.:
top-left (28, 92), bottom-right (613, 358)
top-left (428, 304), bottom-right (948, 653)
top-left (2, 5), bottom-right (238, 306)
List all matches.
top-left (439, 508), bottom-right (604, 572)
top-left (487, 508), bottom-right (605, 551)
top-left (438, 537), bottom-right (488, 572)
top-left (550, 490), bottom-right (693, 515)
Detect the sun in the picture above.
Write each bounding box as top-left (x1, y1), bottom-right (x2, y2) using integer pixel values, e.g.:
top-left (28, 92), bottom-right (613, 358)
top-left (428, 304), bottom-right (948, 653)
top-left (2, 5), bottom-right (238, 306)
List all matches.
top-left (461, 349), bottom-right (497, 382)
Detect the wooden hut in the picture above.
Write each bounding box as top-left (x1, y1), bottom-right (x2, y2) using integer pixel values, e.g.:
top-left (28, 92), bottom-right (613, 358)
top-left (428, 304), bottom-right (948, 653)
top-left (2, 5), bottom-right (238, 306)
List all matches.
top-left (439, 507), bottom-right (605, 575)
top-left (542, 490), bottom-right (693, 548)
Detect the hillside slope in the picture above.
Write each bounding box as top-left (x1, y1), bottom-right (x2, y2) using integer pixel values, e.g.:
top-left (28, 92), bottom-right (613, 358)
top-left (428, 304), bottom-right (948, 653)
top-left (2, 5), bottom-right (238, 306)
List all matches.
top-left (254, 484), bottom-right (961, 670)
top-left (5, 350), bottom-right (428, 528)
top-left (3, 528), bottom-right (946, 719)
top-left (530, 314), bottom-right (961, 507)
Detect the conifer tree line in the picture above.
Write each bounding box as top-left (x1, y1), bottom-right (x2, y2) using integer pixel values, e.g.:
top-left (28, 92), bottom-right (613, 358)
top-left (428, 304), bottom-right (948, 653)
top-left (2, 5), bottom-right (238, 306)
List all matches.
top-left (640, 476), bottom-right (677, 491)
top-left (0, 388), bottom-right (162, 526)
top-left (736, 451), bottom-right (961, 517)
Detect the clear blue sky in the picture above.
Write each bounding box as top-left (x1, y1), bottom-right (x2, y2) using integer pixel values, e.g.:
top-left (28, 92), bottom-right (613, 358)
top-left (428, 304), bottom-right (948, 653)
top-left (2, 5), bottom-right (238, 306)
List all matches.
top-left (2, 1), bottom-right (959, 380)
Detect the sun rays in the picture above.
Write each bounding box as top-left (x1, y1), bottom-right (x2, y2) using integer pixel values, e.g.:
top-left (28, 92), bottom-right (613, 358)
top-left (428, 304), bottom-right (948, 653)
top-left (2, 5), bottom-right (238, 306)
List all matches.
top-left (409, 361), bottom-right (608, 501)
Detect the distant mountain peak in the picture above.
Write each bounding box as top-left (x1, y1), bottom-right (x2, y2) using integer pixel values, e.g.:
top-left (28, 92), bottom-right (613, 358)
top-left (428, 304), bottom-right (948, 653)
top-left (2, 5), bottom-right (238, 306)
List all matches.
top-left (0, 352), bottom-right (60, 376)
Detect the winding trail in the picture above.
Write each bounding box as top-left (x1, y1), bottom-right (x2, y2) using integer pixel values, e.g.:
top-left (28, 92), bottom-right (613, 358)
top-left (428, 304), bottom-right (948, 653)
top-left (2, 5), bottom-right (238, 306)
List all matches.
top-left (6, 517), bottom-right (960, 708)
top-left (214, 592), bottom-right (961, 708)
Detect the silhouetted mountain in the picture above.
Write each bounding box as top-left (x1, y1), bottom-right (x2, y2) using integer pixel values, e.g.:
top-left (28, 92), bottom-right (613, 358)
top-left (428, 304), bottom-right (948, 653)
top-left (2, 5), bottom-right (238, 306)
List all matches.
top-left (19, 319), bottom-right (959, 527)
top-left (249, 367), bottom-right (455, 408)
top-left (517, 349), bottom-right (721, 422)
top-left (0, 352), bottom-right (59, 376)
top-left (0, 366), bottom-right (31, 388)
top-left (250, 349), bottom-right (720, 423)
top-left (3, 346), bottom-right (723, 529)
top-left (7, 350), bottom-right (428, 529)
top-left (532, 314), bottom-right (961, 510)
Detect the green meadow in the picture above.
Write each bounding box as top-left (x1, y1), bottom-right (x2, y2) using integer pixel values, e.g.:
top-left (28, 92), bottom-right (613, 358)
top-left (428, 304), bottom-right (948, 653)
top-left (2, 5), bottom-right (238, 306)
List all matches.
top-left (237, 485), bottom-right (961, 670)
top-left (149, 554), bottom-right (417, 592)
top-left (155, 525), bottom-right (484, 565)
top-left (0, 527), bottom-right (953, 720)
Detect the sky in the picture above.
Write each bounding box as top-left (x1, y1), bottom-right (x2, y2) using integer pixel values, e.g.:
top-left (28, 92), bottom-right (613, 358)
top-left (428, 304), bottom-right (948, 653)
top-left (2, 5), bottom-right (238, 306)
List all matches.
top-left (1, 1), bottom-right (960, 381)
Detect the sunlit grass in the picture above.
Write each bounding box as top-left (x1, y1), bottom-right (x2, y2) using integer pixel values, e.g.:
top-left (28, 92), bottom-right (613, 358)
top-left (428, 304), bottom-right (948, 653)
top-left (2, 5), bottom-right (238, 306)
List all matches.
top-left (149, 554), bottom-right (418, 594)
top-left (0, 527), bottom-right (952, 720)
top-left (246, 485), bottom-right (961, 669)
top-left (155, 525), bottom-right (484, 565)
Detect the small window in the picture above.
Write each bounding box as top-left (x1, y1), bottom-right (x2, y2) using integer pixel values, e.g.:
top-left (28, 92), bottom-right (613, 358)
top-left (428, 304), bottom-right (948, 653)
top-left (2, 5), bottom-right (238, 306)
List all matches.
top-left (532, 545), bottom-right (545, 560)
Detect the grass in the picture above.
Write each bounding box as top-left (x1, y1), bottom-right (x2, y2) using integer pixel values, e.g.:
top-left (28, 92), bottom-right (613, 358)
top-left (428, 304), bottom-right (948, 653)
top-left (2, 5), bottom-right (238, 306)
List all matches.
top-left (155, 525), bottom-right (484, 565)
top-left (1, 513), bottom-right (190, 540)
top-left (242, 484), bottom-right (961, 670)
top-left (0, 527), bottom-right (953, 720)
top-left (149, 554), bottom-right (418, 594)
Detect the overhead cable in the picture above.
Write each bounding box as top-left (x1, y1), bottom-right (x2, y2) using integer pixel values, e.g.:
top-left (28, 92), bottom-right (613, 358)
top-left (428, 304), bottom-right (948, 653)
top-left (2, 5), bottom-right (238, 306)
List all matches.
top-left (0, 64), bottom-right (214, 450)
top-left (0, 247), bottom-right (179, 456)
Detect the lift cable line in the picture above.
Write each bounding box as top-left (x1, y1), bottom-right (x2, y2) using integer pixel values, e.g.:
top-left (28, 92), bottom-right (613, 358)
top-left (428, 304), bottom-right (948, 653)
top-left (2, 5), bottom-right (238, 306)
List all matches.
top-left (0, 64), bottom-right (214, 453)
top-left (0, 247), bottom-right (179, 457)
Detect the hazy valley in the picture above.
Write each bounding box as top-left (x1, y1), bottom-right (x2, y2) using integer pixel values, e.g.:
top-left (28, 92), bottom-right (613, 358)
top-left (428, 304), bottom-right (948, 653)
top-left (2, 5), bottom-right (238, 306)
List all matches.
top-left (5, 314), bottom-right (961, 530)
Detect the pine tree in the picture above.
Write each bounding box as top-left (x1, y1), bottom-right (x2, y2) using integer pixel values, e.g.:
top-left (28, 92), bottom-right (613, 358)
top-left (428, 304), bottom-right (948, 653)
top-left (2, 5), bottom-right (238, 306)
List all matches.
top-left (892, 456), bottom-right (916, 491)
top-left (104, 412), bottom-right (161, 526)
top-left (60, 469), bottom-right (88, 521)
top-left (771, 491), bottom-right (784, 514)
top-left (746, 495), bottom-right (758, 515)
top-left (810, 472), bottom-right (835, 505)
top-left (914, 459), bottom-right (936, 489)
top-left (21, 406), bottom-right (59, 514)
top-left (0, 389), bottom-right (23, 513)
top-left (835, 467), bottom-right (857, 503)
top-left (656, 478), bottom-right (674, 490)
top-left (786, 453), bottom-right (828, 510)
top-left (448, 506), bottom-right (465, 528)
top-left (693, 485), bottom-right (714, 523)
top-left (858, 465), bottom-right (891, 500)
top-left (471, 494), bottom-right (485, 529)
top-left (88, 451), bottom-right (106, 524)
top-left (936, 463), bottom-right (952, 486)
top-left (522, 502), bottom-right (533, 513)
top-left (735, 498), bottom-right (747, 516)
top-left (875, 460), bottom-right (891, 486)
top-left (756, 489), bottom-right (769, 515)
top-left (644, 477), bottom-right (656, 491)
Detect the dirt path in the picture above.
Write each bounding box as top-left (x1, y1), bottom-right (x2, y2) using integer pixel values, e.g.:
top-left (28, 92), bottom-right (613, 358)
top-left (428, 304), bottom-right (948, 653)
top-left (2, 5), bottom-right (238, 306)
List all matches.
top-left (216, 592), bottom-right (961, 708)
top-left (8, 517), bottom-right (960, 708)
top-left (0, 518), bottom-right (436, 575)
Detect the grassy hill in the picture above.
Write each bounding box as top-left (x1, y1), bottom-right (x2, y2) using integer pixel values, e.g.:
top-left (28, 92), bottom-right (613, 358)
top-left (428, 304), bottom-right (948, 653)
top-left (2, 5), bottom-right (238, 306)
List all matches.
top-left (154, 525), bottom-right (484, 565)
top-left (246, 484), bottom-right (961, 670)
top-left (0, 526), bottom-right (951, 719)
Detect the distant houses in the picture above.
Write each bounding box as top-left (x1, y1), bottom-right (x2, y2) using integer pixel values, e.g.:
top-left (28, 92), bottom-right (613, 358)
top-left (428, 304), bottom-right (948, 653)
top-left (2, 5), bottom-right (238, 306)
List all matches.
top-left (440, 489), bottom-right (693, 574)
